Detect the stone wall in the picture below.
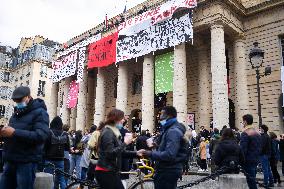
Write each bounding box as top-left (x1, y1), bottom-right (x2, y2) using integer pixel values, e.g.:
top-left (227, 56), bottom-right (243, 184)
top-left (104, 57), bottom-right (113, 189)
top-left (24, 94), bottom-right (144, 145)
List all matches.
top-left (244, 5), bottom-right (284, 133)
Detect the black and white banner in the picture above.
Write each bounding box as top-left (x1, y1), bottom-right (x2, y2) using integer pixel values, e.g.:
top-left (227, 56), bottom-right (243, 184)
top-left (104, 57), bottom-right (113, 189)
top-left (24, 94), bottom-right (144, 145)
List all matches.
top-left (57, 34), bottom-right (101, 58)
top-left (76, 47), bottom-right (86, 82)
top-left (116, 13), bottom-right (193, 62)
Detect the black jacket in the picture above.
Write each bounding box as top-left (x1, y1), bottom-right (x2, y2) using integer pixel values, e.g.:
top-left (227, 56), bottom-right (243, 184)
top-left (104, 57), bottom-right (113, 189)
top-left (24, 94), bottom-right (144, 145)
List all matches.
top-left (3, 99), bottom-right (50, 163)
top-left (260, 133), bottom-right (272, 156)
top-left (97, 126), bottom-right (136, 172)
top-left (136, 135), bottom-right (150, 151)
top-left (150, 118), bottom-right (187, 171)
top-left (214, 139), bottom-right (244, 173)
top-left (44, 130), bottom-right (70, 160)
top-left (280, 139), bottom-right (284, 161)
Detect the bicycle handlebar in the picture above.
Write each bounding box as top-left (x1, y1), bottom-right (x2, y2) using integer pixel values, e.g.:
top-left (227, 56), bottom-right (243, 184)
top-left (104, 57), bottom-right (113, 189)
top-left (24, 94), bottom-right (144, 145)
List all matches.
top-left (136, 159), bottom-right (155, 178)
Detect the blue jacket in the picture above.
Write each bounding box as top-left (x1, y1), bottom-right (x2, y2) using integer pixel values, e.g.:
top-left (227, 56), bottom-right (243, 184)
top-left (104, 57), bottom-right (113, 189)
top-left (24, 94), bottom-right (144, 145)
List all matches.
top-left (240, 126), bottom-right (261, 164)
top-left (150, 118), bottom-right (187, 170)
top-left (3, 98), bottom-right (50, 163)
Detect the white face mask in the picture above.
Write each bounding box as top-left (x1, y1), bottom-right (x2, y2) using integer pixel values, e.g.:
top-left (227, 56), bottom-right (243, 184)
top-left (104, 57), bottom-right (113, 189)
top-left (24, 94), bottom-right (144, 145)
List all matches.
top-left (160, 120), bottom-right (167, 126)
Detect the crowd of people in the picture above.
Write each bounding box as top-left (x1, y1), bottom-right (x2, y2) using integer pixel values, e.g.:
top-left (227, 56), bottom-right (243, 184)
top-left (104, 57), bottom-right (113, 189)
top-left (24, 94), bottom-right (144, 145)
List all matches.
top-left (0, 86), bottom-right (284, 189)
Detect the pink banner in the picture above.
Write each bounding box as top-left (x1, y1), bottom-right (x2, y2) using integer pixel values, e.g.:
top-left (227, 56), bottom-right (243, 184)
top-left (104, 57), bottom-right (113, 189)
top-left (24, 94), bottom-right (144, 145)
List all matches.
top-left (67, 81), bottom-right (79, 109)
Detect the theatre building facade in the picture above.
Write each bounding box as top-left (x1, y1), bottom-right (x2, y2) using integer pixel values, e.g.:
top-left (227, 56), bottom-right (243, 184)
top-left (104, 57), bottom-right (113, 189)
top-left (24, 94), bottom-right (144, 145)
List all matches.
top-left (50, 0), bottom-right (284, 134)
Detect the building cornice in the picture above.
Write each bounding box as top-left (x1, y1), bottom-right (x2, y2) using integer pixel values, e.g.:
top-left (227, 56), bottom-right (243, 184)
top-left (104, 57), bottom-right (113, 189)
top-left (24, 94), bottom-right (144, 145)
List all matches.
top-left (246, 0), bottom-right (284, 15)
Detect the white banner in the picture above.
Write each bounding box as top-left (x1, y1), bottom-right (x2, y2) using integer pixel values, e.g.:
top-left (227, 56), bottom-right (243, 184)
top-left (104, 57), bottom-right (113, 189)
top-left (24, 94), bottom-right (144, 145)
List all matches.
top-left (117, 13), bottom-right (193, 62)
top-left (76, 47), bottom-right (86, 82)
top-left (52, 52), bottom-right (77, 82)
top-left (57, 33), bottom-right (101, 58)
top-left (118, 0), bottom-right (197, 36)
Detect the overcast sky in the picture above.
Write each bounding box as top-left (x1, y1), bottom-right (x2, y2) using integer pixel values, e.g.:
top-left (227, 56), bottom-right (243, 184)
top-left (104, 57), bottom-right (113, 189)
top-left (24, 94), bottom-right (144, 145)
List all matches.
top-left (0, 0), bottom-right (145, 48)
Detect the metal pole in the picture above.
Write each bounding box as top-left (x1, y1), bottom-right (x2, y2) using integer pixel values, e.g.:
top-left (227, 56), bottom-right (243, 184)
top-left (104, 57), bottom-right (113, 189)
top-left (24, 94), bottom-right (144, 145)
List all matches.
top-left (256, 68), bottom-right (262, 127)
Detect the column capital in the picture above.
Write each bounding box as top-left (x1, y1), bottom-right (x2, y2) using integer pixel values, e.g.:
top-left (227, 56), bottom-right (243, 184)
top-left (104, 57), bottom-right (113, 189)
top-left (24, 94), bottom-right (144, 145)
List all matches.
top-left (233, 33), bottom-right (246, 43)
top-left (210, 22), bottom-right (224, 31)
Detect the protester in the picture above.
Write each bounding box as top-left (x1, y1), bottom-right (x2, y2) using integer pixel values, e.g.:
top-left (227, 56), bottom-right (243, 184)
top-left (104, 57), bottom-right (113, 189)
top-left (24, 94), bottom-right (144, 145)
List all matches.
top-left (198, 137), bottom-right (208, 172)
top-left (0, 86), bottom-right (50, 189)
top-left (182, 129), bottom-right (192, 175)
top-left (240, 114), bottom-right (261, 189)
top-left (136, 130), bottom-right (150, 151)
top-left (95, 109), bottom-right (143, 189)
top-left (62, 124), bottom-right (71, 184)
top-left (79, 125), bottom-right (97, 181)
top-left (213, 128), bottom-right (244, 173)
top-left (70, 130), bottom-right (84, 178)
top-left (280, 134), bottom-right (284, 176)
top-left (269, 132), bottom-right (281, 185)
top-left (44, 116), bottom-right (69, 189)
top-left (200, 126), bottom-right (210, 140)
top-left (142, 106), bottom-right (188, 189)
top-left (87, 122), bottom-right (105, 182)
top-left (209, 128), bottom-right (221, 173)
top-left (259, 124), bottom-right (274, 187)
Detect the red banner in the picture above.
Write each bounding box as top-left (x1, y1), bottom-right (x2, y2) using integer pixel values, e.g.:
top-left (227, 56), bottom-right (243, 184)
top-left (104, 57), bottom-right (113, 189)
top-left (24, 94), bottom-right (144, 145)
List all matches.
top-left (67, 81), bottom-right (79, 109)
top-left (88, 32), bottom-right (118, 68)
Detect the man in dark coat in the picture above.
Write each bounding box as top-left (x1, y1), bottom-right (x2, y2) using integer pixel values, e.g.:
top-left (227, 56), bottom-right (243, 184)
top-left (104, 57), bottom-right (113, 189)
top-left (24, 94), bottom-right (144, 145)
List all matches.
top-left (240, 114), bottom-right (261, 189)
top-left (0, 86), bottom-right (50, 189)
top-left (142, 106), bottom-right (188, 189)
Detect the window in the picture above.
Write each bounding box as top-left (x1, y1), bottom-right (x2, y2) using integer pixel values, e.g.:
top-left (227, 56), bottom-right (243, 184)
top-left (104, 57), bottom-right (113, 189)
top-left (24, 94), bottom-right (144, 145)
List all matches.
top-left (0, 105), bottom-right (5, 117)
top-left (281, 36), bottom-right (284, 66)
top-left (132, 74), bottom-right (142, 95)
top-left (114, 77), bottom-right (118, 98)
top-left (40, 64), bottom-right (47, 78)
top-left (37, 80), bottom-right (46, 97)
top-left (3, 72), bottom-right (10, 82)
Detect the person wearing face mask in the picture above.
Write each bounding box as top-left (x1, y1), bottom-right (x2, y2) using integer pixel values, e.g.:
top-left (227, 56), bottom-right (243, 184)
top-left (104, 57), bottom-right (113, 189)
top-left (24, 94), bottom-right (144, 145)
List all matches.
top-left (141, 106), bottom-right (188, 189)
top-left (95, 109), bottom-right (144, 189)
top-left (0, 86), bottom-right (50, 189)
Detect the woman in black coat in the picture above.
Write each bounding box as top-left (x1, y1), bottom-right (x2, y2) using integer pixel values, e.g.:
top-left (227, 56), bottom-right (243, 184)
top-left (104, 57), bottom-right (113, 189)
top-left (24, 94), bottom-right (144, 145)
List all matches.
top-left (213, 128), bottom-right (244, 173)
top-left (95, 109), bottom-right (143, 189)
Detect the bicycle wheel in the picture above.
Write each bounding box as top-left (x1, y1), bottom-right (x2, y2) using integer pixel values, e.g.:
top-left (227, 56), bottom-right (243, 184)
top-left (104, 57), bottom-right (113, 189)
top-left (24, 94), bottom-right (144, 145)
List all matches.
top-left (129, 179), bottom-right (155, 189)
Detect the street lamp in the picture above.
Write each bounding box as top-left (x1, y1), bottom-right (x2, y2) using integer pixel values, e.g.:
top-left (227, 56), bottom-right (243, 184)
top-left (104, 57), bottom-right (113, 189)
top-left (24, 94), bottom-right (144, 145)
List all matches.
top-left (249, 42), bottom-right (271, 127)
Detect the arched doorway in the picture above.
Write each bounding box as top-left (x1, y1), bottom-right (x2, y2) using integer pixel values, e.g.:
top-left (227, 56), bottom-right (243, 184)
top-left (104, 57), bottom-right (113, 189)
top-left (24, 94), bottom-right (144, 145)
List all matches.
top-left (128, 109), bottom-right (141, 133)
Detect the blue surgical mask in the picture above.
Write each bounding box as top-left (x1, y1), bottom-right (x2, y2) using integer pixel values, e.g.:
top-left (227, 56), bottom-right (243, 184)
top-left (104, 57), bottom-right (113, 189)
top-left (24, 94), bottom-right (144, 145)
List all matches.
top-left (116, 123), bottom-right (123, 130)
top-left (16, 102), bottom-right (27, 109)
top-left (160, 120), bottom-right (167, 126)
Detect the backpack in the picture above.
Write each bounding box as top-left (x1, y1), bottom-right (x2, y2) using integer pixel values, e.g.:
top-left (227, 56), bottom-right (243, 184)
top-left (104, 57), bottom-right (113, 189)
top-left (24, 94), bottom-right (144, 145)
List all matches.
top-left (48, 130), bottom-right (68, 158)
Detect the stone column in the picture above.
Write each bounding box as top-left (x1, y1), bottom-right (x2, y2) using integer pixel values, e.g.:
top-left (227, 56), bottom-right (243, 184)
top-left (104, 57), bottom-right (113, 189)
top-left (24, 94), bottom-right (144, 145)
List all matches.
top-left (234, 38), bottom-right (249, 128)
top-left (49, 83), bottom-right (58, 120)
top-left (116, 62), bottom-right (128, 113)
top-left (70, 108), bottom-right (77, 131)
top-left (86, 72), bottom-right (95, 129)
top-left (173, 43), bottom-right (188, 125)
top-left (198, 45), bottom-right (211, 129)
top-left (61, 77), bottom-right (71, 125)
top-left (76, 67), bottom-right (88, 132)
top-left (94, 68), bottom-right (106, 126)
top-left (142, 54), bottom-right (155, 132)
top-left (211, 24), bottom-right (229, 129)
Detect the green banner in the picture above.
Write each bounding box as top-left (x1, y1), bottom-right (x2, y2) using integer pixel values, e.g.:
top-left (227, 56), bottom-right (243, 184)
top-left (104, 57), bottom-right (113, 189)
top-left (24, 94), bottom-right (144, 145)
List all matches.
top-left (155, 52), bottom-right (174, 94)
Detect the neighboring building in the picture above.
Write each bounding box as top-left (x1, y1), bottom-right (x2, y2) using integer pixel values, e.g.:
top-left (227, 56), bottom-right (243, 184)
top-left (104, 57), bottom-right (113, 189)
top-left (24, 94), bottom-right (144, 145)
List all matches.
top-left (0, 36), bottom-right (58, 120)
top-left (51, 0), bottom-right (284, 134)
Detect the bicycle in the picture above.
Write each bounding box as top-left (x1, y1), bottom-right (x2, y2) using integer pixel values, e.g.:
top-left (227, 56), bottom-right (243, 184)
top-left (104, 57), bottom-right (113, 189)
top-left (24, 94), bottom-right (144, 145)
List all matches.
top-left (44, 158), bottom-right (155, 189)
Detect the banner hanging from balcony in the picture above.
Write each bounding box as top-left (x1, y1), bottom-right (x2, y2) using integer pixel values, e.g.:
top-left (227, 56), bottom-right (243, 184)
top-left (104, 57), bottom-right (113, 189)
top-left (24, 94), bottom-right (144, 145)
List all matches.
top-left (67, 80), bottom-right (79, 109)
top-left (57, 33), bottom-right (101, 58)
top-left (155, 52), bottom-right (174, 94)
top-left (88, 32), bottom-right (118, 68)
top-left (116, 13), bottom-right (193, 62)
top-left (52, 51), bottom-right (77, 82)
top-left (118, 0), bottom-right (197, 36)
top-left (76, 47), bottom-right (86, 82)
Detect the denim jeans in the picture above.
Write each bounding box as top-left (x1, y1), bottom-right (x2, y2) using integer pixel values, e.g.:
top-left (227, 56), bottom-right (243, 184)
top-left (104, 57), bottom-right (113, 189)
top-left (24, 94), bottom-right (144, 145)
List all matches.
top-left (154, 169), bottom-right (182, 189)
top-left (70, 154), bottom-right (82, 178)
top-left (44, 160), bottom-right (66, 189)
top-left (0, 162), bottom-right (37, 189)
top-left (260, 155), bottom-right (274, 186)
top-left (243, 163), bottom-right (258, 189)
